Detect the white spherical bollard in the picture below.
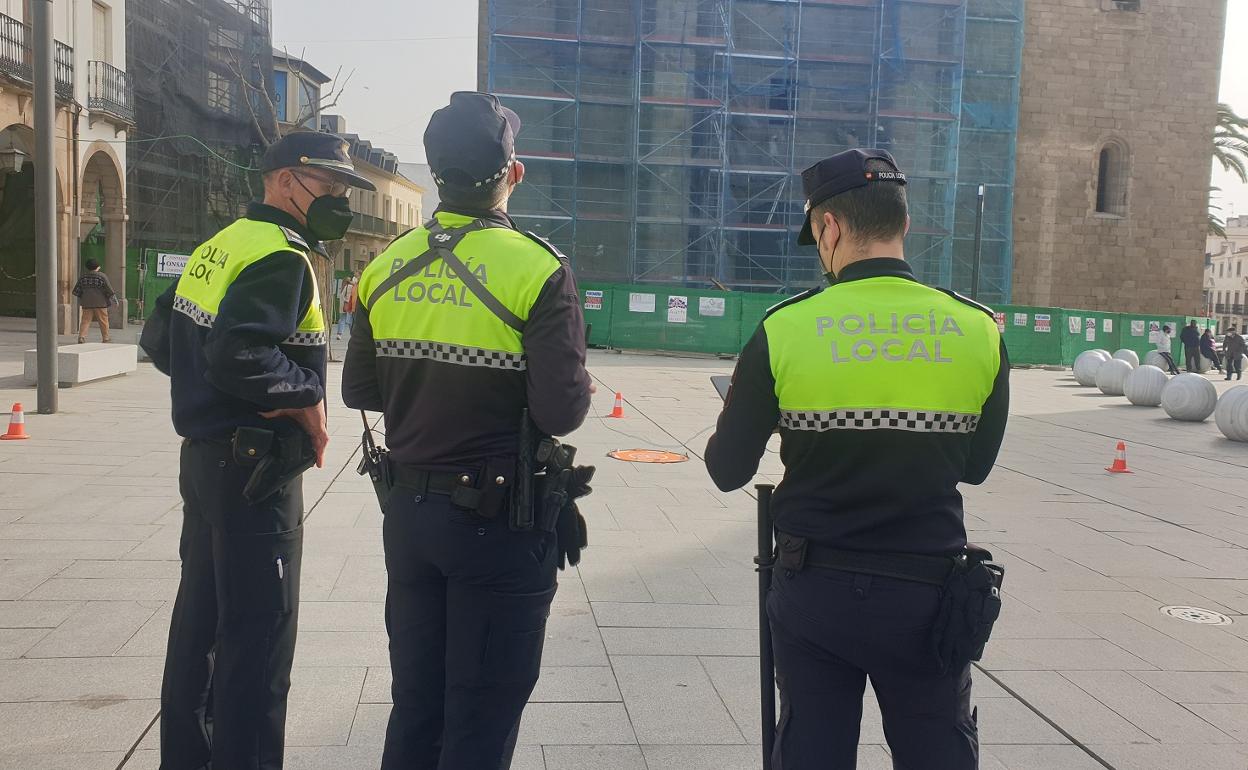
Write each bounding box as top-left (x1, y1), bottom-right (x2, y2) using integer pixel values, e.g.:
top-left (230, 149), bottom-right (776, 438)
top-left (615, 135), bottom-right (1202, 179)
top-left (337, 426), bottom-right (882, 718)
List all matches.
top-left (1112, 349), bottom-right (1140, 369)
top-left (1197, 355), bottom-right (1213, 374)
top-left (1143, 350), bottom-right (1170, 370)
top-left (1073, 349), bottom-right (1112, 386)
top-left (1161, 373), bottom-right (1218, 422)
top-left (1095, 359), bottom-right (1133, 396)
top-left (1215, 386), bottom-right (1248, 441)
top-left (1123, 365), bottom-right (1167, 406)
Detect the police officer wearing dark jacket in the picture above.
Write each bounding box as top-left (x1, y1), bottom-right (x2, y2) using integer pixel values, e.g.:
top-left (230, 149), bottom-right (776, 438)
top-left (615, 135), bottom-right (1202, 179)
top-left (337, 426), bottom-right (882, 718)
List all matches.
top-left (341, 92), bottom-right (593, 770)
top-left (140, 132), bottom-right (376, 770)
top-left (705, 149), bottom-right (1009, 769)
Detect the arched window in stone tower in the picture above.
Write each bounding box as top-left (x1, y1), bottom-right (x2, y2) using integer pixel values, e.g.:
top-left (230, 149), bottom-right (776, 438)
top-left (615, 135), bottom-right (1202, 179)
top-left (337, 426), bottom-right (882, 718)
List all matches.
top-left (1095, 141), bottom-right (1129, 216)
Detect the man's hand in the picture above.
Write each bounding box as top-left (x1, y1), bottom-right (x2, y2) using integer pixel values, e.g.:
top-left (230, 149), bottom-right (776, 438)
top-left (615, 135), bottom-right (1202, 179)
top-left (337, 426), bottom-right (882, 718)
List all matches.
top-left (260, 401), bottom-right (328, 468)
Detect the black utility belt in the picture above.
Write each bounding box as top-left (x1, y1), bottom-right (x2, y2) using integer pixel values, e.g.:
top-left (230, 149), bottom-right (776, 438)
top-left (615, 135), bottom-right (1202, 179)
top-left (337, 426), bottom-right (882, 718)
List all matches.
top-left (775, 533), bottom-right (955, 586)
top-left (391, 461), bottom-right (514, 519)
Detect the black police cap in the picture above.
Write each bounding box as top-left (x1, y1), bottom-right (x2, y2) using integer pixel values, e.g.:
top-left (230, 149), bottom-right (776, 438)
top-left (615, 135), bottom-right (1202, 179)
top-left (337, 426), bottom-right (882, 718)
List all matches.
top-left (424, 92), bottom-right (521, 191)
top-left (797, 149), bottom-right (906, 245)
top-left (260, 131), bottom-right (377, 192)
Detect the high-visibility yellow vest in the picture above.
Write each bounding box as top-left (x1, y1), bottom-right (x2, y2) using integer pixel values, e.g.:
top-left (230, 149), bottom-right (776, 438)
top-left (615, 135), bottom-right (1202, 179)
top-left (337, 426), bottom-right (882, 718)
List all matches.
top-left (173, 218), bottom-right (325, 346)
top-left (358, 212), bottom-right (561, 370)
top-left (764, 277), bottom-right (1000, 432)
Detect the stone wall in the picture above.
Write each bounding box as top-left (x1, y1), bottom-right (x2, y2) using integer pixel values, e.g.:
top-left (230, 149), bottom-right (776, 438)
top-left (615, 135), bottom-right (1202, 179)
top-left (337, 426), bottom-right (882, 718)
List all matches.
top-left (1011, 0), bottom-right (1227, 315)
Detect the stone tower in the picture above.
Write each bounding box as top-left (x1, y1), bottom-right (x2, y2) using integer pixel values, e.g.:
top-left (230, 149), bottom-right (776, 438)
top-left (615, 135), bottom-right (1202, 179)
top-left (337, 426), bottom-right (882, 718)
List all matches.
top-left (1010, 0), bottom-right (1228, 315)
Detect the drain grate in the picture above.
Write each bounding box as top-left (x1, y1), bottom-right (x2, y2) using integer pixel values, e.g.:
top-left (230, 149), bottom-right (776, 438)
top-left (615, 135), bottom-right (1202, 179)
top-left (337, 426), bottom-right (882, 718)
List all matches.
top-left (1160, 606), bottom-right (1232, 625)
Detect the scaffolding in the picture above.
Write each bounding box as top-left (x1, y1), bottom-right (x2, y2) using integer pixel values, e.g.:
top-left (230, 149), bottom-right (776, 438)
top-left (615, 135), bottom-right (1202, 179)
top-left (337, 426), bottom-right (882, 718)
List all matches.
top-left (484, 0), bottom-right (1023, 300)
top-left (126, 0), bottom-right (273, 256)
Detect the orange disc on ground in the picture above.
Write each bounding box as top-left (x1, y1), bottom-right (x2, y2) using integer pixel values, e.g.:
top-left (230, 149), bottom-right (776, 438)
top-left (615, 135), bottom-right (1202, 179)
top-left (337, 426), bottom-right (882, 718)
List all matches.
top-left (607, 449), bottom-right (689, 464)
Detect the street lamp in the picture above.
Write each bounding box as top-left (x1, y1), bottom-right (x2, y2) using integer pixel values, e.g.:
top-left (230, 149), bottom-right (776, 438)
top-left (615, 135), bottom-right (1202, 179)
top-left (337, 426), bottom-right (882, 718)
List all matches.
top-left (0, 146), bottom-right (26, 174)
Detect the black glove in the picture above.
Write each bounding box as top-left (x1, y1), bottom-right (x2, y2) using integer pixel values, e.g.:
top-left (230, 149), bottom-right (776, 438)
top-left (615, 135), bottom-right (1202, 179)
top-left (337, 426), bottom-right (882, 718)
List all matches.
top-left (555, 501), bottom-right (589, 570)
top-left (568, 465), bottom-right (595, 501)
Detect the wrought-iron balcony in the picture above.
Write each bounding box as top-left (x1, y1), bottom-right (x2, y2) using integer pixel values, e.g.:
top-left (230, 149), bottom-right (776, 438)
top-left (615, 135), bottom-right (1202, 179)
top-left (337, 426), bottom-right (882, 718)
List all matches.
top-left (0, 13), bottom-right (74, 101)
top-left (88, 61), bottom-right (134, 125)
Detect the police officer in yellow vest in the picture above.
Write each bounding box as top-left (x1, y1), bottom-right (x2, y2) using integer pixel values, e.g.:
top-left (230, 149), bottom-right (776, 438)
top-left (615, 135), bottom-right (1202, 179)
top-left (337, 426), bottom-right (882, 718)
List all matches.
top-left (705, 149), bottom-right (1009, 769)
top-left (140, 131), bottom-right (376, 770)
top-left (342, 92), bottom-right (592, 769)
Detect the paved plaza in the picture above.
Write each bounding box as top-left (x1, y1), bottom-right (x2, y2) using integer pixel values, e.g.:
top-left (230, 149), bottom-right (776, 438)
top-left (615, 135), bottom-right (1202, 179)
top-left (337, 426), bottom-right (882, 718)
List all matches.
top-left (1, 322), bottom-right (1247, 769)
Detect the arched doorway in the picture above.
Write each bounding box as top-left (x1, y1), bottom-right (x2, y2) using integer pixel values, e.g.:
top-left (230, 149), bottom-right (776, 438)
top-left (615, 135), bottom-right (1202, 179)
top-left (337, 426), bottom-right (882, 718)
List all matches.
top-left (80, 147), bottom-right (127, 329)
top-left (0, 125), bottom-right (37, 317)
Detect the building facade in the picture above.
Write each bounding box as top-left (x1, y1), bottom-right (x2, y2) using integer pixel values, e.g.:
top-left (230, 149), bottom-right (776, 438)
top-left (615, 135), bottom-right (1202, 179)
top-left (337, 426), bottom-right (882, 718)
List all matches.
top-left (0, 0), bottom-right (131, 331)
top-left (320, 116), bottom-right (424, 276)
top-left (1205, 215), bottom-right (1248, 331)
top-left (1009, 0), bottom-right (1226, 315)
top-left (479, 0), bottom-right (1024, 300)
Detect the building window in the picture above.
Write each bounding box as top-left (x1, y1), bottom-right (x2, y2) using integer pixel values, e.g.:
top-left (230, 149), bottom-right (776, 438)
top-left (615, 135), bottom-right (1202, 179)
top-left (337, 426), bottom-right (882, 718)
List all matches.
top-left (1240, 261), bottom-right (1243, 277)
top-left (92, 2), bottom-right (111, 64)
top-left (1095, 142), bottom-right (1128, 216)
top-left (1102, 0), bottom-right (1141, 10)
top-left (1221, 262), bottom-right (1226, 278)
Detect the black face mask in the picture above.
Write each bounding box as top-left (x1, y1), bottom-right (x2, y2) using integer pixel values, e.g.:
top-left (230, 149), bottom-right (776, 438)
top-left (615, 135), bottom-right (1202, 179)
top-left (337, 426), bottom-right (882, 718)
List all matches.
top-left (294, 176), bottom-right (354, 241)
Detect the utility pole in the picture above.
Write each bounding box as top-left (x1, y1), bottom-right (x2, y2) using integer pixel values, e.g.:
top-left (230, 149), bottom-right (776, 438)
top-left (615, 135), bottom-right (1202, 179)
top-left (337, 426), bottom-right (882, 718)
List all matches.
top-left (970, 183), bottom-right (985, 301)
top-left (33, 0), bottom-right (58, 413)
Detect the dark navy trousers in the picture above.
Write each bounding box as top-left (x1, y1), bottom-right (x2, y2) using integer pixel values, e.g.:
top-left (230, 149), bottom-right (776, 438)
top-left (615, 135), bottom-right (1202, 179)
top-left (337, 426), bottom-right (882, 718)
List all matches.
top-left (767, 565), bottom-right (978, 770)
top-left (380, 488), bottom-right (558, 770)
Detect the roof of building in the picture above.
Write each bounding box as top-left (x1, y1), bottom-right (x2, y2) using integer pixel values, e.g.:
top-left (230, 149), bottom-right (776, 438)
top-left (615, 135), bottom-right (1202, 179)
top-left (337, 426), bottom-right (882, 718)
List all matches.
top-left (272, 48), bottom-right (332, 85)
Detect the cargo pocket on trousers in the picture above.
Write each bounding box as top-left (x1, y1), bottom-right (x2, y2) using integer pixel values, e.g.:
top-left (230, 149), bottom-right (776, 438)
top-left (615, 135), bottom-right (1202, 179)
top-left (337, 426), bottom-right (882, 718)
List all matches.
top-left (481, 585), bottom-right (557, 686)
top-left (225, 527), bottom-right (303, 615)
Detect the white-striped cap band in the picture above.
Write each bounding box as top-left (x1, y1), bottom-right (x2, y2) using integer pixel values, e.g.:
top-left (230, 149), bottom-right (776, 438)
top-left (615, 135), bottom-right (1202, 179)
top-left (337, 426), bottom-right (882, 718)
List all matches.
top-left (375, 339), bottom-right (526, 371)
top-left (780, 409), bottom-right (980, 434)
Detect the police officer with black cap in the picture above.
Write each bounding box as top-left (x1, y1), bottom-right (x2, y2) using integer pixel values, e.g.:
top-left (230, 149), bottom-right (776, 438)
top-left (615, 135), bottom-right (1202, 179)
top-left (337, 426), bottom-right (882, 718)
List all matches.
top-left (140, 131), bottom-right (376, 770)
top-left (705, 149), bottom-right (1010, 769)
top-left (342, 92), bottom-right (593, 769)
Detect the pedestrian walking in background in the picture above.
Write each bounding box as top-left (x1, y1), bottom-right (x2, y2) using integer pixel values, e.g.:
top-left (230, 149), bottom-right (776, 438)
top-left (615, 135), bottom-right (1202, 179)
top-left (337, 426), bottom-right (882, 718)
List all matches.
top-left (1225, 327), bottom-right (1246, 381)
top-left (1181, 320), bottom-right (1201, 372)
top-left (1155, 325), bottom-right (1180, 374)
top-left (336, 273), bottom-right (357, 340)
top-left (72, 258), bottom-right (116, 343)
top-left (1200, 328), bottom-right (1222, 373)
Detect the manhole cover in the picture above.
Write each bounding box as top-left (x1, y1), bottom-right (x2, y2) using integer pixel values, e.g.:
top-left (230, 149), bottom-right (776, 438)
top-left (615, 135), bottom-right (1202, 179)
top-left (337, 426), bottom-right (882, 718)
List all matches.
top-left (607, 449), bottom-right (689, 464)
top-left (1160, 606), bottom-right (1232, 625)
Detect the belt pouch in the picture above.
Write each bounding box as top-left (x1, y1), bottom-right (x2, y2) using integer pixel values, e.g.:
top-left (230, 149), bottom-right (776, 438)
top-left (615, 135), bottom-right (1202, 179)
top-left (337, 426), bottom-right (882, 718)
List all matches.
top-left (775, 532), bottom-right (808, 572)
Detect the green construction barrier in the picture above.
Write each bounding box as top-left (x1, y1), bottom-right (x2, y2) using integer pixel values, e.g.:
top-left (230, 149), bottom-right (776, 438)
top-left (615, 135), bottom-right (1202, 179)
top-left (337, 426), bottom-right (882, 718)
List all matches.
top-left (126, 248), bottom-right (183, 321)
top-left (1058, 309), bottom-right (1123, 365)
top-left (579, 283), bottom-right (613, 347)
top-left (739, 293), bottom-right (786, 350)
top-left (607, 285), bottom-right (743, 354)
top-left (990, 304), bottom-right (1060, 365)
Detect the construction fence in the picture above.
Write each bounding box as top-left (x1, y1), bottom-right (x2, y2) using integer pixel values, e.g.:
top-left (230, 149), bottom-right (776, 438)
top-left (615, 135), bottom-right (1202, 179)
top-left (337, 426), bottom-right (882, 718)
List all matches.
top-left (581, 283), bottom-right (1215, 367)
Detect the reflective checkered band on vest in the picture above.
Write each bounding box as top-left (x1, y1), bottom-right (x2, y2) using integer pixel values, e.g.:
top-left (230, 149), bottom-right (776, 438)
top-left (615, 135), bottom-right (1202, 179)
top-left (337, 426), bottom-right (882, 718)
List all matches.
top-left (780, 409), bottom-right (980, 434)
top-left (284, 330), bottom-right (327, 347)
top-left (375, 339), bottom-right (527, 371)
top-left (173, 295), bottom-right (215, 328)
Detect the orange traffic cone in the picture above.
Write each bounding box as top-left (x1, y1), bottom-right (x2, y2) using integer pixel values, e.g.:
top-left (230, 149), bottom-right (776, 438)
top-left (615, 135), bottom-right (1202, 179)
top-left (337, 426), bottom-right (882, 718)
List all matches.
top-left (1106, 441), bottom-right (1131, 474)
top-left (1, 403), bottom-right (29, 441)
top-left (608, 392), bottom-right (625, 419)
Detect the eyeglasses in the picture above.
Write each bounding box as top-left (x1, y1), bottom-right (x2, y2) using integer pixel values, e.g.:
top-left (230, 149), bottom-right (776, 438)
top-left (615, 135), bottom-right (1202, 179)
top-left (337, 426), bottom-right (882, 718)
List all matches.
top-left (294, 171), bottom-right (352, 199)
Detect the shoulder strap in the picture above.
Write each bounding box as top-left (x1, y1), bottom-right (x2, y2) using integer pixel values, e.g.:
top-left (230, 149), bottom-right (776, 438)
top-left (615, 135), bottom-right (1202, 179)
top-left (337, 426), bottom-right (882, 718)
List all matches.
top-left (935, 287), bottom-right (995, 319)
top-left (763, 287), bottom-right (822, 321)
top-left (433, 222), bottom-right (527, 334)
top-left (365, 219), bottom-right (492, 311)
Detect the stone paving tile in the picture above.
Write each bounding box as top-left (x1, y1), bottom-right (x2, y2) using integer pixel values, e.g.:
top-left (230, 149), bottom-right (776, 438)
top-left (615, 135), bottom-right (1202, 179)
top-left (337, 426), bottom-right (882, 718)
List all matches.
top-left (25, 600), bottom-right (161, 658)
top-left (981, 638), bottom-right (1155, 671)
top-left (610, 655), bottom-right (743, 744)
top-left (976, 698), bottom-right (1071, 745)
top-left (543, 744), bottom-right (646, 770)
top-left (979, 745), bottom-right (1107, 769)
top-left (639, 744), bottom-right (767, 770)
top-left (530, 666), bottom-right (622, 703)
top-left (23, 577), bottom-right (178, 602)
top-left (285, 667), bottom-right (367, 747)
top-left (1184, 703), bottom-right (1248, 742)
top-left (993, 671), bottom-right (1154, 745)
top-left (1129, 670), bottom-right (1248, 703)
top-left (543, 604), bottom-right (609, 667)
top-left (0, 600), bottom-right (82, 628)
top-left (1062, 612), bottom-right (1234, 671)
top-left (115, 602), bottom-right (172, 657)
top-left (0, 656), bottom-right (163, 701)
top-left (0, 752), bottom-right (126, 770)
top-left (517, 703), bottom-right (636, 745)
top-left (57, 560), bottom-right (180, 579)
top-left (600, 627), bottom-right (758, 657)
top-left (591, 601), bottom-right (755, 630)
top-left (293, 631), bottom-right (390, 667)
top-left (1062, 670), bottom-right (1238, 744)
top-left (1086, 742), bottom-right (1248, 770)
top-left (298, 600), bottom-right (385, 632)
top-left (0, 699), bottom-right (158, 753)
top-left (0, 627), bottom-right (48, 658)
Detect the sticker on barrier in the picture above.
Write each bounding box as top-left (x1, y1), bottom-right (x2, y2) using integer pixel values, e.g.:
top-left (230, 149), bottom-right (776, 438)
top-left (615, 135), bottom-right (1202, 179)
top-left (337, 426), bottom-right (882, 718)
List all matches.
top-left (608, 449), bottom-right (690, 464)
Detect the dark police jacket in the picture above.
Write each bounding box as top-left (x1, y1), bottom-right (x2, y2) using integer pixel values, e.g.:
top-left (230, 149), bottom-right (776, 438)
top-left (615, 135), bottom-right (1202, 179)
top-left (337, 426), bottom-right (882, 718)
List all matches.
top-left (705, 259), bottom-right (1009, 556)
top-left (140, 203), bottom-right (328, 440)
top-left (341, 206), bottom-right (592, 470)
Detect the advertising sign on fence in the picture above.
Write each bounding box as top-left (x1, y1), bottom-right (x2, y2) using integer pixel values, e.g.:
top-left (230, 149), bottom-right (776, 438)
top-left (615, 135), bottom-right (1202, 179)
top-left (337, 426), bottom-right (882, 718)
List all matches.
top-left (584, 290), bottom-right (603, 311)
top-left (1103, 318), bottom-right (1113, 333)
top-left (667, 296), bottom-right (688, 324)
top-left (156, 252), bottom-right (190, 277)
top-left (993, 312), bottom-right (1006, 333)
top-left (699, 297), bottom-right (726, 318)
top-left (1013, 313), bottom-right (1028, 326)
top-left (1068, 316), bottom-right (1081, 334)
top-left (1131, 320), bottom-right (1145, 337)
top-left (629, 293), bottom-right (655, 313)
top-left (1035, 314), bottom-right (1051, 333)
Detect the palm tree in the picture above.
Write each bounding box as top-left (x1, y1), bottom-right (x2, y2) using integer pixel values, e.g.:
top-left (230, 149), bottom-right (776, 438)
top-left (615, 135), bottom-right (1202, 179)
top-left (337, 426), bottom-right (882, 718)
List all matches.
top-left (1210, 187), bottom-right (1226, 238)
top-left (1215, 102), bottom-right (1248, 183)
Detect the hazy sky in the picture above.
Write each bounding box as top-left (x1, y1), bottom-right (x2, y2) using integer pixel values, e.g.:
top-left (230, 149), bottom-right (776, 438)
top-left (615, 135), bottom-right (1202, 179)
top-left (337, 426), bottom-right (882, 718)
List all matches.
top-left (273, 0), bottom-right (1248, 217)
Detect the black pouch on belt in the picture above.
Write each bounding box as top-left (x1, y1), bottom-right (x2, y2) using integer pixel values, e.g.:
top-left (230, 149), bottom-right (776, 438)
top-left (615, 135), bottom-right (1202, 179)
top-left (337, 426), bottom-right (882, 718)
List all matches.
top-left (932, 544), bottom-right (1005, 675)
top-left (238, 428), bottom-right (316, 503)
